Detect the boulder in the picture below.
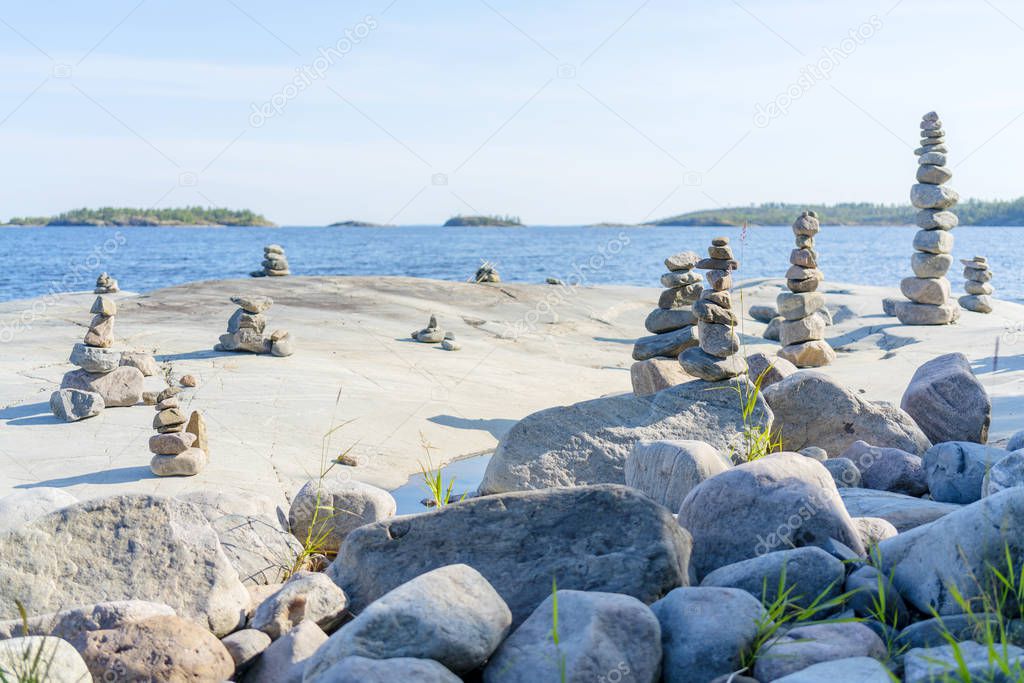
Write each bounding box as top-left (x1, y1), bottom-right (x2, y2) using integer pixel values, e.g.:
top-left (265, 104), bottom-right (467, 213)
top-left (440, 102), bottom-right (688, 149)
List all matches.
top-left (624, 440), bottom-right (730, 512)
top-left (878, 488), bottom-right (1024, 616)
top-left (839, 440), bottom-right (927, 496)
top-left (250, 571), bottom-right (347, 639)
top-left (749, 304), bottom-right (779, 323)
top-left (0, 495), bottom-right (249, 636)
top-left (1008, 430), bottom-right (1024, 452)
top-left (699, 547), bottom-right (844, 610)
top-left (752, 622), bottom-right (887, 681)
top-left (923, 441), bottom-right (1007, 503)
top-left (0, 488), bottom-right (77, 532)
top-left (244, 621), bottom-right (326, 683)
top-left (287, 478), bottom-right (396, 554)
top-left (0, 600), bottom-right (175, 644)
top-left (823, 458), bottom-right (860, 488)
top-left (212, 513), bottom-right (302, 586)
top-left (677, 453), bottom-right (865, 579)
top-left (177, 489), bottom-right (283, 523)
top-left (852, 517), bottom-right (898, 547)
top-left (904, 642), bottom-right (1024, 683)
top-left (305, 565), bottom-right (511, 678)
top-left (763, 315), bottom-right (782, 341)
top-left (900, 353), bottom-right (991, 444)
top-left (69, 342), bottom-right (121, 372)
top-left (651, 587), bottom-right (765, 683)
top-left (483, 590), bottom-right (660, 683)
top-left (983, 450), bottom-right (1024, 497)
top-left (630, 358), bottom-right (689, 396)
top-left (60, 366), bottom-right (143, 407)
top-left (0, 637), bottom-right (91, 682)
top-left (305, 656), bottom-right (460, 683)
top-left (846, 564), bottom-right (911, 630)
top-left (771, 657), bottom-right (893, 682)
top-left (79, 615), bottom-right (234, 682)
top-left (221, 628), bottom-right (271, 672)
top-left (480, 378), bottom-right (771, 493)
top-left (49, 388), bottom-right (104, 422)
top-left (328, 485), bottom-right (692, 626)
top-left (762, 371), bottom-right (930, 457)
top-left (746, 352), bottom-right (797, 388)
top-left (838, 488), bottom-right (959, 532)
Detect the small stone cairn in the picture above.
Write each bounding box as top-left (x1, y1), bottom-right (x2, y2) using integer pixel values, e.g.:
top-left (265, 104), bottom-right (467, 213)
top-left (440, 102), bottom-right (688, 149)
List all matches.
top-left (251, 244), bottom-right (290, 277)
top-left (412, 314), bottom-right (459, 350)
top-left (777, 211), bottom-right (835, 368)
top-left (631, 251), bottom-right (700, 361)
top-left (893, 111), bottom-right (960, 325)
top-left (94, 272), bottom-right (119, 293)
top-left (149, 387), bottom-right (208, 476)
top-left (959, 256), bottom-right (994, 314)
top-left (473, 261), bottom-right (500, 283)
top-left (678, 237), bottom-right (747, 381)
top-left (215, 295), bottom-right (294, 356)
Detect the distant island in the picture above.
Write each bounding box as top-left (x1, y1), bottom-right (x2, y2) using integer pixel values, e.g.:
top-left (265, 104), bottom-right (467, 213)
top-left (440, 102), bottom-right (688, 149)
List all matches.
top-left (327, 220), bottom-right (389, 227)
top-left (4, 207), bottom-right (275, 227)
top-left (646, 198), bottom-right (1024, 227)
top-left (443, 214), bottom-right (523, 227)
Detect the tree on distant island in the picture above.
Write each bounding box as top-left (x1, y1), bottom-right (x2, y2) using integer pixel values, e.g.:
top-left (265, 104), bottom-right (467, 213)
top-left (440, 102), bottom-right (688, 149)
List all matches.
top-left (326, 220), bottom-right (390, 227)
top-left (645, 198), bottom-right (1024, 226)
top-left (443, 214), bottom-right (523, 227)
top-left (4, 206), bottom-right (275, 227)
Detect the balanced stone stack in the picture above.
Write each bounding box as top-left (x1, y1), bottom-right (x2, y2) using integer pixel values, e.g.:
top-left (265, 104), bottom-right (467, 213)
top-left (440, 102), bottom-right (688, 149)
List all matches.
top-left (631, 251), bottom-right (700, 362)
top-left (777, 211), bottom-right (835, 367)
top-left (412, 314), bottom-right (459, 350)
top-left (959, 256), bottom-right (994, 314)
top-left (893, 111), bottom-right (960, 326)
top-left (94, 272), bottom-right (119, 293)
top-left (474, 261), bottom-right (501, 283)
top-left (215, 295), bottom-right (294, 357)
top-left (149, 387), bottom-right (208, 476)
top-left (53, 295), bottom-right (144, 420)
top-left (251, 244), bottom-right (290, 277)
top-left (678, 238), bottom-right (747, 381)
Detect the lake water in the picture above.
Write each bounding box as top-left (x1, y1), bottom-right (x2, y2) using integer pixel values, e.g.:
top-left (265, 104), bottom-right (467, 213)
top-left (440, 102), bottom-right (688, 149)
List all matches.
top-left (0, 224), bottom-right (1021, 303)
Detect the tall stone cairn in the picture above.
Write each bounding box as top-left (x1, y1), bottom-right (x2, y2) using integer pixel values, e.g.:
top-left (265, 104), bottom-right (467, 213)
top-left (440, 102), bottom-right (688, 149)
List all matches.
top-left (678, 237), bottom-right (747, 381)
top-left (777, 211), bottom-right (835, 367)
top-left (894, 111), bottom-right (960, 326)
top-left (959, 256), bottom-right (994, 314)
top-left (631, 251), bottom-right (700, 361)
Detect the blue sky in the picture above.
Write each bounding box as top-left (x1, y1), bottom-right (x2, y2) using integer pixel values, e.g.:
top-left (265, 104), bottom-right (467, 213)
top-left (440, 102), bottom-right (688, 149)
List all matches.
top-left (1, 0), bottom-right (1023, 225)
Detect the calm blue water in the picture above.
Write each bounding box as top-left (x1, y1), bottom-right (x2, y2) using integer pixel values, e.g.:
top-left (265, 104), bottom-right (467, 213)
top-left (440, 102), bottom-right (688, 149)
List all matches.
top-left (0, 224), bottom-right (1020, 303)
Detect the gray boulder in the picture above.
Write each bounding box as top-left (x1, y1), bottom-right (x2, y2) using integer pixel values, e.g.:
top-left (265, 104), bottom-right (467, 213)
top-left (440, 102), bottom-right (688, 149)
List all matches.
top-left (222, 628), bottom-right (271, 672)
top-left (328, 485), bottom-right (692, 626)
top-left (0, 488), bottom-right (78, 532)
top-left (839, 440), bottom-right (927, 495)
top-left (838, 488), bottom-right (960, 532)
top-left (700, 547), bottom-right (844, 610)
top-left (49, 388), bottom-right (104, 422)
top-left (305, 656), bottom-right (460, 683)
top-left (483, 590), bottom-right (660, 683)
top-left (305, 565), bottom-right (511, 678)
top-left (900, 352), bottom-right (991, 444)
top-left (0, 494), bottom-right (249, 636)
top-left (244, 620), bottom-right (326, 683)
top-left (213, 514), bottom-right (302, 586)
top-left (904, 641), bottom-right (1024, 683)
top-left (746, 352), bottom-right (797, 388)
top-left (753, 622), bottom-right (886, 681)
top-left (923, 441), bottom-right (1007, 503)
top-left (772, 657), bottom-right (892, 682)
top-left (845, 565), bottom-right (910, 629)
top-left (652, 586), bottom-right (765, 683)
top-left (894, 614), bottom-right (1019, 650)
top-left (852, 517), bottom-right (898, 547)
top-left (984, 450), bottom-right (1024, 497)
top-left (0, 636), bottom-right (91, 682)
top-left (60, 366), bottom-right (143, 407)
top-left (480, 378), bottom-right (771, 493)
top-left (625, 439), bottom-right (730, 512)
top-left (878, 488), bottom-right (1024, 616)
top-left (630, 358), bottom-right (690, 396)
top-left (749, 304), bottom-right (779, 323)
top-left (763, 315), bottom-right (782, 341)
top-left (1008, 429), bottom-right (1024, 452)
top-left (288, 478), bottom-right (396, 554)
top-left (251, 571), bottom-right (348, 639)
top-left (678, 453), bottom-right (864, 579)
top-left (823, 458), bottom-right (860, 488)
top-left (763, 371), bottom-right (930, 456)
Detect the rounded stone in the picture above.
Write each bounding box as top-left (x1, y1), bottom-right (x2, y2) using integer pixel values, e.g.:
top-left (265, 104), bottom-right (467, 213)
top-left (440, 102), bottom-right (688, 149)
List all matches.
top-left (900, 277), bottom-right (950, 305)
top-left (911, 184), bottom-right (959, 210)
top-left (911, 252), bottom-right (953, 278)
top-left (913, 229), bottom-right (954, 255)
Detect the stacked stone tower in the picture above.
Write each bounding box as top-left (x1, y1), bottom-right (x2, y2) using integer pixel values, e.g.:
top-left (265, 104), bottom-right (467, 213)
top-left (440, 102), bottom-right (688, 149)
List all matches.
top-left (631, 251), bottom-right (700, 361)
top-left (777, 211), bottom-right (834, 367)
top-left (959, 256), bottom-right (994, 314)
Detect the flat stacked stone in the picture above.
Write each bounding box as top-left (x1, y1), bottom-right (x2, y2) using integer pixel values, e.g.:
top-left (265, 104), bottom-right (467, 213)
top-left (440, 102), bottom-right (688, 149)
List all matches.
top-left (631, 251), bottom-right (700, 362)
top-left (251, 244), bottom-right (290, 277)
top-left (959, 256), bottom-right (994, 314)
top-left (894, 111), bottom-right (960, 325)
top-left (678, 238), bottom-right (747, 381)
top-left (777, 211), bottom-right (835, 368)
top-left (149, 387), bottom-right (208, 476)
top-left (53, 296), bottom-right (144, 420)
top-left (215, 295), bottom-right (294, 357)
top-left (94, 272), bottom-right (119, 294)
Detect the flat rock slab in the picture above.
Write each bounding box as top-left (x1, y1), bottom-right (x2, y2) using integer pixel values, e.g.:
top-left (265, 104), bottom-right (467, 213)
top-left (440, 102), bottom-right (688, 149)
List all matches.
top-left (838, 487), bottom-right (960, 532)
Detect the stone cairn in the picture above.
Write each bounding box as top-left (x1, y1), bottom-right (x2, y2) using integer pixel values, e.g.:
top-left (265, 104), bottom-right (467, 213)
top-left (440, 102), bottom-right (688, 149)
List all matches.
top-left (51, 296), bottom-right (146, 421)
top-left (251, 244), bottom-right (290, 277)
top-left (473, 261), bottom-right (500, 283)
top-left (777, 211), bottom-right (835, 368)
top-left (678, 237), bottom-right (747, 381)
top-left (215, 295), bottom-right (294, 357)
top-left (892, 111), bottom-right (960, 325)
top-left (631, 251), bottom-right (700, 362)
top-left (149, 386), bottom-right (209, 476)
top-left (959, 256), bottom-right (994, 314)
top-left (94, 272), bottom-right (119, 293)
top-left (412, 314), bottom-right (459, 350)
